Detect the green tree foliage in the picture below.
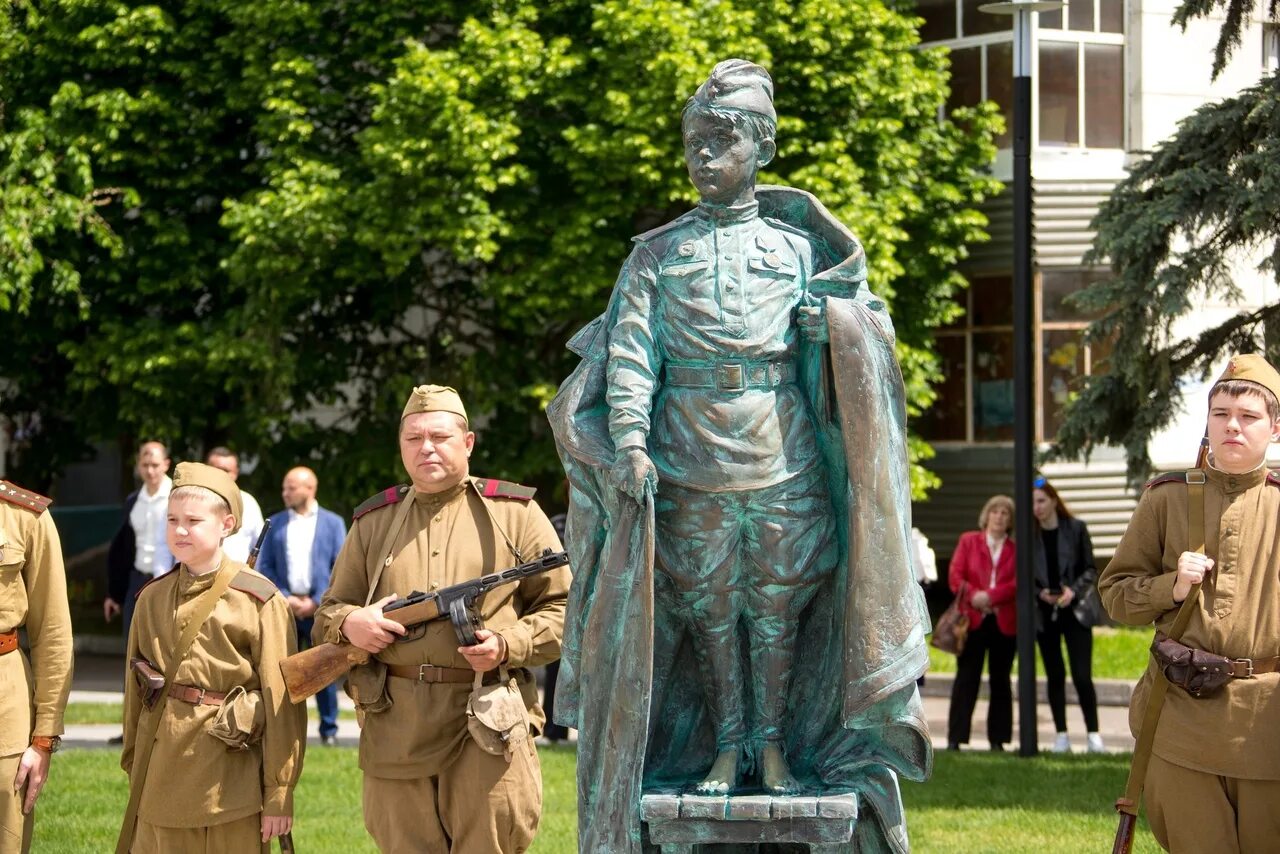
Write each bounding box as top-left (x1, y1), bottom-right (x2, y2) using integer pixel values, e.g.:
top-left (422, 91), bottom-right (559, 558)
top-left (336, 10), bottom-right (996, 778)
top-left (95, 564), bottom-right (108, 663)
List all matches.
top-left (1, 0), bottom-right (998, 507)
top-left (1054, 0), bottom-right (1280, 481)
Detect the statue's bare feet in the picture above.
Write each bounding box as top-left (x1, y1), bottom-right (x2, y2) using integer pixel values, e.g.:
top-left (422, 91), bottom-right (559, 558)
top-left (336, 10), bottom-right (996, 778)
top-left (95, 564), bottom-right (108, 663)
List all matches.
top-left (761, 742), bottom-right (801, 794)
top-left (694, 748), bottom-right (740, 794)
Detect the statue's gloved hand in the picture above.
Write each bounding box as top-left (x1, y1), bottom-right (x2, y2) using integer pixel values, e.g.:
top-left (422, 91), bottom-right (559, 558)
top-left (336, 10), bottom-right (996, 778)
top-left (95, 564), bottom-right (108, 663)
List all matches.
top-left (798, 297), bottom-right (828, 343)
top-left (609, 448), bottom-right (657, 503)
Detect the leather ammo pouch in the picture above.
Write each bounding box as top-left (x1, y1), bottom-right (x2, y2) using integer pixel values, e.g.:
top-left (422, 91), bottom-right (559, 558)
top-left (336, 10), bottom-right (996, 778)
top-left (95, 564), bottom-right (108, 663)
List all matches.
top-left (131, 657), bottom-right (165, 709)
top-left (209, 686), bottom-right (265, 750)
top-left (466, 665), bottom-right (529, 761)
top-left (1151, 632), bottom-right (1235, 698)
top-left (345, 660), bottom-right (391, 714)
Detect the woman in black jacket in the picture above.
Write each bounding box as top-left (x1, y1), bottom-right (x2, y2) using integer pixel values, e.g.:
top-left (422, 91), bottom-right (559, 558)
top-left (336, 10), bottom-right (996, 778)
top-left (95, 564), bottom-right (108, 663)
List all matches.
top-left (1032, 476), bottom-right (1103, 753)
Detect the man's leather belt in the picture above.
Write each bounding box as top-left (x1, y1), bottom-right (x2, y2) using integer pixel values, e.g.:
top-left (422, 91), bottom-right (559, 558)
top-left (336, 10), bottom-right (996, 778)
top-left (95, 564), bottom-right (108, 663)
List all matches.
top-left (387, 663), bottom-right (477, 684)
top-left (1225, 655), bottom-right (1280, 678)
top-left (665, 360), bottom-right (795, 393)
top-left (169, 684), bottom-right (226, 706)
top-left (0, 630), bottom-right (17, 656)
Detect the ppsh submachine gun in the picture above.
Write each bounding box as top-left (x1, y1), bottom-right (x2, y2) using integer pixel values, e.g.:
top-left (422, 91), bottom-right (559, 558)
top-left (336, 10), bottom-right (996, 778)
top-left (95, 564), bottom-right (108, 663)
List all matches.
top-left (279, 548), bottom-right (569, 704)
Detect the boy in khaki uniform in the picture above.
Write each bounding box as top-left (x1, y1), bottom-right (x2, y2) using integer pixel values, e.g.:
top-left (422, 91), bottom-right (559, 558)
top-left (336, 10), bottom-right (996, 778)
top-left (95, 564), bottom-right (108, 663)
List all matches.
top-left (313, 385), bottom-right (570, 853)
top-left (1102, 354), bottom-right (1280, 853)
top-left (0, 481), bottom-right (72, 854)
top-left (120, 463), bottom-right (304, 853)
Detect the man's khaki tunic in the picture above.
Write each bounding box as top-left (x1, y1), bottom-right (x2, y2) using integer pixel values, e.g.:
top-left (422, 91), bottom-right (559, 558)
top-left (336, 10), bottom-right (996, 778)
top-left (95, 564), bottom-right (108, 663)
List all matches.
top-left (313, 478), bottom-right (569, 848)
top-left (0, 486), bottom-right (72, 854)
top-left (122, 562), bottom-right (305, 838)
top-left (1101, 465), bottom-right (1280, 847)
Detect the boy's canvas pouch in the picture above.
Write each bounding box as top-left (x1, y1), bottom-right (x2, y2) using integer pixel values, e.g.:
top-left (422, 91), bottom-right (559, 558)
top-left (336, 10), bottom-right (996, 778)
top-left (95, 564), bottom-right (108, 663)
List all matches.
top-left (209, 685), bottom-right (265, 750)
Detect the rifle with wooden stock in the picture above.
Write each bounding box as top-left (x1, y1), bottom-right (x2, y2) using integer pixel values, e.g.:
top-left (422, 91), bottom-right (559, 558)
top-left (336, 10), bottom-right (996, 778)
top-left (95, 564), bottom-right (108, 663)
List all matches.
top-left (1112, 437), bottom-right (1210, 854)
top-left (279, 548), bottom-right (570, 704)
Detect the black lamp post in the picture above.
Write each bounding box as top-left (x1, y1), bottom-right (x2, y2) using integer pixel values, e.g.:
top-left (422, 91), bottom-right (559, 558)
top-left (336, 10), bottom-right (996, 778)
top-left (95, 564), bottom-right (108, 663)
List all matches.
top-left (979, 0), bottom-right (1063, 758)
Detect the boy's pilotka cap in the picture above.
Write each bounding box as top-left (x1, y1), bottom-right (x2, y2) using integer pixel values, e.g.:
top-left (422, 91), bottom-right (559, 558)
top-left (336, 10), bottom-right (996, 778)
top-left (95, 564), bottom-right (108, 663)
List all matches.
top-left (687, 59), bottom-right (776, 123)
top-left (171, 461), bottom-right (243, 534)
top-left (402, 384), bottom-right (469, 426)
top-left (1212, 354), bottom-right (1280, 406)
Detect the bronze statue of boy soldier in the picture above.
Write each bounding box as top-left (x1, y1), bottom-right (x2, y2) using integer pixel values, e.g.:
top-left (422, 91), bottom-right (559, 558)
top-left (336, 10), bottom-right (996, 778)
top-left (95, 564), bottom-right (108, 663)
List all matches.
top-left (550, 59), bottom-right (930, 852)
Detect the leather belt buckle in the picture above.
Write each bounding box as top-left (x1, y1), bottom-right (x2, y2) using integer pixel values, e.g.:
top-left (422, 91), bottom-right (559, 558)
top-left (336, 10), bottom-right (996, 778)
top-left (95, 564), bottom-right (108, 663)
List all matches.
top-left (1234, 658), bottom-right (1255, 678)
top-left (717, 361), bottom-right (746, 393)
top-left (416, 664), bottom-right (442, 683)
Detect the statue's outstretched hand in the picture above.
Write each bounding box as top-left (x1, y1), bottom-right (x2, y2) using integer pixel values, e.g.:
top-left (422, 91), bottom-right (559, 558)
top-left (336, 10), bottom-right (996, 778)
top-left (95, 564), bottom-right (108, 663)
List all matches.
top-left (610, 448), bottom-right (657, 503)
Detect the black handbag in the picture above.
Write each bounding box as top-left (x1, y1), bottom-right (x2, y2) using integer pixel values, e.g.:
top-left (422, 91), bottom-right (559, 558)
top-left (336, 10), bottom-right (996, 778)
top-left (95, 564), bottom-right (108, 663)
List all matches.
top-left (1072, 582), bottom-right (1106, 628)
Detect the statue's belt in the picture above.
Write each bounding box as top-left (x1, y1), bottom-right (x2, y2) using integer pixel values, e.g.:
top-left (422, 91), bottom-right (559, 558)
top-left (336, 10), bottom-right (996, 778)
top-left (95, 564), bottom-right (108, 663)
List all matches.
top-left (664, 360), bottom-right (795, 392)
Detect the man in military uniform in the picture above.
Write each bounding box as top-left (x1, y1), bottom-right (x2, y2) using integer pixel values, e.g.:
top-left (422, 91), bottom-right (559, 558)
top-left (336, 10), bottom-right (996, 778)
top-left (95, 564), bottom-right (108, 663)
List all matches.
top-left (0, 480), bottom-right (72, 853)
top-left (1102, 354), bottom-right (1280, 852)
top-left (313, 385), bottom-right (570, 853)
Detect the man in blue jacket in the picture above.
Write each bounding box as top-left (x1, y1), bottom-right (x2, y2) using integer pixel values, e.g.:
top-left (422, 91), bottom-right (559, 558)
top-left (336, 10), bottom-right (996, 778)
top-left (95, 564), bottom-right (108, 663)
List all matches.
top-left (256, 466), bottom-right (348, 744)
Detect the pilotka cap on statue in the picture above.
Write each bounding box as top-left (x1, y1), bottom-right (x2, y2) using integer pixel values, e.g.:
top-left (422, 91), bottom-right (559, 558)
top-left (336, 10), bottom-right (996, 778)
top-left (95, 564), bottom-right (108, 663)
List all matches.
top-left (1213, 354), bottom-right (1280, 406)
top-left (171, 461), bottom-right (244, 535)
top-left (401, 384), bottom-right (469, 425)
top-left (686, 59), bottom-right (776, 124)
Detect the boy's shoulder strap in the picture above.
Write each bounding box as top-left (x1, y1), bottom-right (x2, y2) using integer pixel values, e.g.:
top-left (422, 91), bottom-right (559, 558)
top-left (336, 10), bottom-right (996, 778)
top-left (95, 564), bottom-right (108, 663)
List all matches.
top-left (133, 566), bottom-right (177, 600)
top-left (228, 568), bottom-right (279, 603)
top-left (1144, 471), bottom-right (1189, 490)
top-left (353, 484), bottom-right (410, 521)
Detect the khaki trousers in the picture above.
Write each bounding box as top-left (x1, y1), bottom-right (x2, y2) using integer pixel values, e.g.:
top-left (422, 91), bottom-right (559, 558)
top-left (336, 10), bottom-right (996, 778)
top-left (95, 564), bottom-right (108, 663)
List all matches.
top-left (363, 736), bottom-right (541, 853)
top-left (1146, 752), bottom-right (1280, 853)
top-left (0, 753), bottom-right (33, 854)
top-left (132, 812), bottom-right (267, 853)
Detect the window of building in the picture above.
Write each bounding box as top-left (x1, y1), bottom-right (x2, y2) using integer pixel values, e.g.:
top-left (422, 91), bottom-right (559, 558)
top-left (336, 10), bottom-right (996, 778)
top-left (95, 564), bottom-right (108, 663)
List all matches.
top-left (1039, 39), bottom-right (1124, 148)
top-left (1266, 24), bottom-right (1279, 72)
top-left (920, 269), bottom-right (1113, 443)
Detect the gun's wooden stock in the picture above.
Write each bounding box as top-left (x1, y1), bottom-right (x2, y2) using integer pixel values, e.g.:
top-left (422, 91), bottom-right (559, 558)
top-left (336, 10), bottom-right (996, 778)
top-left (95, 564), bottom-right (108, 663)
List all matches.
top-left (1112, 811), bottom-right (1137, 854)
top-left (279, 642), bottom-right (371, 704)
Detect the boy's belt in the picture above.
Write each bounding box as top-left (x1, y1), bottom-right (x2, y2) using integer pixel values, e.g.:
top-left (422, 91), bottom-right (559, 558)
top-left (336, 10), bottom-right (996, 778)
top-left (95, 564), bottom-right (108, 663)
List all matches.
top-left (387, 663), bottom-right (477, 684)
top-left (665, 360), bottom-right (795, 392)
top-left (0, 630), bottom-right (17, 655)
top-left (168, 684), bottom-right (226, 706)
top-left (1222, 654), bottom-right (1280, 678)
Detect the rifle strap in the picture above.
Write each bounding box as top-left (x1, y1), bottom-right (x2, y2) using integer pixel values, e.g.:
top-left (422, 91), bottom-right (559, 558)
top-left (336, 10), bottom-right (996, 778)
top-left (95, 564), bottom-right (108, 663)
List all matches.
top-left (116, 561), bottom-right (239, 853)
top-left (364, 491), bottom-right (417, 607)
top-left (1117, 469), bottom-right (1206, 818)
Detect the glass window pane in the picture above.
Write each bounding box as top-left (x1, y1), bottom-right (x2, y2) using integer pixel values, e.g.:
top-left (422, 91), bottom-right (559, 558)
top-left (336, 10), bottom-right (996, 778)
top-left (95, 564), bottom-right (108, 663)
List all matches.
top-left (918, 0), bottom-right (958, 42)
top-left (1067, 0), bottom-right (1094, 31)
top-left (1099, 0), bottom-right (1123, 33)
top-left (973, 332), bottom-right (1015, 441)
top-left (988, 42), bottom-right (1014, 148)
top-left (1042, 330), bottom-right (1085, 439)
top-left (947, 47), bottom-right (982, 115)
top-left (1040, 7), bottom-right (1063, 29)
top-left (1040, 42), bottom-right (1080, 146)
top-left (970, 274), bottom-right (1014, 326)
top-left (1042, 269), bottom-right (1108, 321)
top-left (1085, 44), bottom-right (1123, 148)
top-left (921, 335), bottom-right (968, 441)
top-left (962, 0), bottom-right (1010, 36)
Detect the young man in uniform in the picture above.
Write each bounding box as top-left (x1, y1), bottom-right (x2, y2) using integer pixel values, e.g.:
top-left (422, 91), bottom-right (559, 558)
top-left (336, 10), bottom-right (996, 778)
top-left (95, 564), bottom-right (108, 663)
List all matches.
top-left (1101, 353), bottom-right (1280, 852)
top-left (0, 480), bottom-right (72, 853)
top-left (313, 385), bottom-right (570, 853)
top-left (119, 462), bottom-right (304, 853)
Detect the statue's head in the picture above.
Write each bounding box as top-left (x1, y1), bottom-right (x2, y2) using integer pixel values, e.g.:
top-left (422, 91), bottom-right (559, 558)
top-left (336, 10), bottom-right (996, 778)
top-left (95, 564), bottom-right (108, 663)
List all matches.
top-left (681, 59), bottom-right (777, 206)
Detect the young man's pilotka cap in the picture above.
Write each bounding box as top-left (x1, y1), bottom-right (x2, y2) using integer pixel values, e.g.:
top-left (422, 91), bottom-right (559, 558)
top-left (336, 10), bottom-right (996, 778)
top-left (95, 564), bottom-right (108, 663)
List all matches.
top-left (686, 59), bottom-right (776, 122)
top-left (1212, 354), bottom-right (1280, 405)
top-left (401, 384), bottom-right (469, 426)
top-left (171, 461), bottom-right (244, 534)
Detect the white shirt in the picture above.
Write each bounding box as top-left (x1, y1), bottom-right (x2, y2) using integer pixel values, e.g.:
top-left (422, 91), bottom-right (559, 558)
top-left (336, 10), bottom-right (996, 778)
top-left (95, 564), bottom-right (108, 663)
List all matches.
top-left (221, 490), bottom-right (264, 564)
top-left (285, 502), bottom-right (319, 595)
top-left (985, 532), bottom-right (1007, 588)
top-left (130, 476), bottom-right (173, 577)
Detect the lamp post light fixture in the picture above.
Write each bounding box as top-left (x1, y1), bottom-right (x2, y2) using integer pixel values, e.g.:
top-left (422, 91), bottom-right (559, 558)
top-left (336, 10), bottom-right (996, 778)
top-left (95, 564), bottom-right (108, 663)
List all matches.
top-left (979, 0), bottom-right (1063, 759)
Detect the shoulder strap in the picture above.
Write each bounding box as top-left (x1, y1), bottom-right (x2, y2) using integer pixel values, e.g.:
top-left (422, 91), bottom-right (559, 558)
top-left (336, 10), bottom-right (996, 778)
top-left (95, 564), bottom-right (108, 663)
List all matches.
top-left (116, 564), bottom-right (238, 853)
top-left (364, 490), bottom-right (417, 607)
top-left (1116, 468), bottom-right (1206, 822)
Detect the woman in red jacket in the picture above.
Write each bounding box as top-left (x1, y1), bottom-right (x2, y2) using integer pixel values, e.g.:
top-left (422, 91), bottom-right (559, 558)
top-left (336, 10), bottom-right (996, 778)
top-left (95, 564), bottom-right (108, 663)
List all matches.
top-left (946, 494), bottom-right (1018, 751)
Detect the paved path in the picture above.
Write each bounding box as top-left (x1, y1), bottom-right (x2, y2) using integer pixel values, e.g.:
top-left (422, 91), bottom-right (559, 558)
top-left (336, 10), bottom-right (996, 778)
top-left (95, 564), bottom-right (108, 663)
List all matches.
top-left (68, 654), bottom-right (1137, 754)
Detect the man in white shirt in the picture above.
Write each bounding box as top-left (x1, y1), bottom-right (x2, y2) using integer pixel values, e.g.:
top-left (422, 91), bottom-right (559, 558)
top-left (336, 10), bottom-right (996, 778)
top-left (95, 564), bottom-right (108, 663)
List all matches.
top-left (205, 447), bottom-right (265, 563)
top-left (257, 466), bottom-right (347, 744)
top-left (104, 441), bottom-right (174, 636)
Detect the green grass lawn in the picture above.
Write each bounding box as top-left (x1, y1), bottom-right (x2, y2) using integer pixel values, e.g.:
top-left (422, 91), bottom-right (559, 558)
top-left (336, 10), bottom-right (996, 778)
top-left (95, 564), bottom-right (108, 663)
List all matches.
top-left (36, 746), bottom-right (1156, 852)
top-left (928, 625), bottom-right (1154, 680)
